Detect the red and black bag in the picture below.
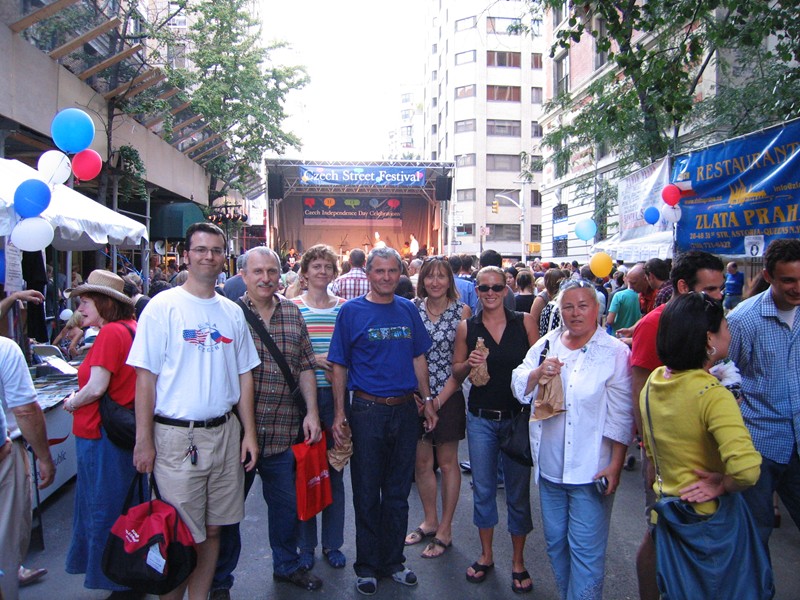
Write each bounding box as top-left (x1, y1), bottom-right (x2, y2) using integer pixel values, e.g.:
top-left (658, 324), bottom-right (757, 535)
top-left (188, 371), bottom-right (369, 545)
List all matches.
top-left (292, 431), bottom-right (333, 521)
top-left (102, 473), bottom-right (197, 595)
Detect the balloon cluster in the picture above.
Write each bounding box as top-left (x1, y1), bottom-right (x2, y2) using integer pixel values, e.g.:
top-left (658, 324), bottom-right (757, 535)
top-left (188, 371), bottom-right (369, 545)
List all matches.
top-left (9, 108), bottom-right (98, 252)
top-left (642, 183), bottom-right (683, 228)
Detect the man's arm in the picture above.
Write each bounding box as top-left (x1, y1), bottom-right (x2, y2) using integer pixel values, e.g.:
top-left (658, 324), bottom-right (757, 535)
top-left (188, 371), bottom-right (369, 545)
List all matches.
top-left (237, 370), bottom-right (258, 471)
top-left (13, 402), bottom-right (55, 488)
top-left (299, 369), bottom-right (321, 443)
top-left (133, 368), bottom-right (157, 474)
top-left (0, 290), bottom-right (44, 320)
top-left (331, 363), bottom-right (349, 447)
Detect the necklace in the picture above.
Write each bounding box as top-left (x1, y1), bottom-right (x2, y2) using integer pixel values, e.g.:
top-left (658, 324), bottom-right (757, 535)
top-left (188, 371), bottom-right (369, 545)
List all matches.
top-left (426, 299), bottom-right (448, 317)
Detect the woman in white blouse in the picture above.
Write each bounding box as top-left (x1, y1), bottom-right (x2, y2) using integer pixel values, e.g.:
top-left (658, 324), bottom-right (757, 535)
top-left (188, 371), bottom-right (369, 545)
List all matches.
top-left (511, 278), bottom-right (633, 600)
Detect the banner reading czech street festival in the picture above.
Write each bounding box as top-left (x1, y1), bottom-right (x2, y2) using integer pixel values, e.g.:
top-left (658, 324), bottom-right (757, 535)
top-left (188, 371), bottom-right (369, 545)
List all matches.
top-left (672, 119), bottom-right (800, 255)
top-left (299, 165), bottom-right (426, 187)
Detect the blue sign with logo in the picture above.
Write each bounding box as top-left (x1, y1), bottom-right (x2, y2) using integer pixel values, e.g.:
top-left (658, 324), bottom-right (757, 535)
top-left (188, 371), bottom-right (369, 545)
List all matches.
top-left (298, 165), bottom-right (426, 187)
top-left (672, 119), bottom-right (800, 255)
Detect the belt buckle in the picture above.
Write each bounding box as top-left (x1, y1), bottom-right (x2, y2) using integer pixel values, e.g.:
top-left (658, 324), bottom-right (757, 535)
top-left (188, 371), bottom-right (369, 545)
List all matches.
top-left (482, 409), bottom-right (502, 421)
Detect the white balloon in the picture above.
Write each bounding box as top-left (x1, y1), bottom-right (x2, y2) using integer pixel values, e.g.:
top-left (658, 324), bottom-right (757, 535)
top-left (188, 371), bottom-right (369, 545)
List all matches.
top-left (661, 204), bottom-right (682, 223)
top-left (59, 309), bottom-right (73, 321)
top-left (10, 217), bottom-right (54, 251)
top-left (37, 150), bottom-right (72, 186)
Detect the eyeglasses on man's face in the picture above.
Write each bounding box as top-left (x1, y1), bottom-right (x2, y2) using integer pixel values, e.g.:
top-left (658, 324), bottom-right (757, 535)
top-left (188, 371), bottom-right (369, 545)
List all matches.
top-left (477, 284), bottom-right (506, 293)
top-left (189, 247), bottom-right (225, 257)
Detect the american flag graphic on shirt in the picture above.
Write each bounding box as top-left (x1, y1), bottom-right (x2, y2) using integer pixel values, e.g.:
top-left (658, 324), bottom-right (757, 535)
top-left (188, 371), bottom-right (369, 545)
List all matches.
top-left (183, 324), bottom-right (233, 348)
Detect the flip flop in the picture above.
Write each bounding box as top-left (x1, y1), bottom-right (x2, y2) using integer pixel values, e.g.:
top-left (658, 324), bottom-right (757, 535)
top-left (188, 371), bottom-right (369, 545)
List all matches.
top-left (421, 537), bottom-right (451, 559)
top-left (404, 527), bottom-right (435, 546)
top-left (512, 570), bottom-right (533, 594)
top-left (466, 561), bottom-right (494, 584)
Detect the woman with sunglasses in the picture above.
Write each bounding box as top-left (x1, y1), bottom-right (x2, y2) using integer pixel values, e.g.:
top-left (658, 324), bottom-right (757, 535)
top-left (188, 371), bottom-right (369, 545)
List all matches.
top-left (512, 278), bottom-right (633, 600)
top-left (452, 266), bottom-right (537, 593)
top-left (404, 258), bottom-right (471, 557)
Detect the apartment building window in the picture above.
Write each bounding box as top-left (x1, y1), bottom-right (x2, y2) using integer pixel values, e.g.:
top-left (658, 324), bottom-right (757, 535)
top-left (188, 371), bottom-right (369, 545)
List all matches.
top-left (531, 121), bottom-right (543, 137)
top-left (531, 53), bottom-right (543, 69)
top-left (554, 139), bottom-right (570, 178)
top-left (531, 87), bottom-right (543, 104)
top-left (431, 124), bottom-right (438, 134)
top-left (487, 224), bottom-right (521, 242)
top-left (401, 126), bottom-right (413, 136)
top-left (455, 50), bottom-right (476, 65)
top-left (401, 93), bottom-right (413, 103)
top-left (168, 3), bottom-right (187, 28)
top-left (431, 43), bottom-right (437, 54)
top-left (455, 224), bottom-right (475, 236)
top-left (554, 52), bottom-right (570, 95)
top-left (168, 44), bottom-right (186, 69)
top-left (487, 85), bottom-right (521, 102)
top-left (456, 16), bottom-right (476, 31)
top-left (456, 154), bottom-right (477, 167)
top-left (401, 109), bottom-right (414, 119)
top-left (530, 18), bottom-right (542, 37)
top-left (530, 189), bottom-right (542, 207)
top-left (457, 189), bottom-right (476, 202)
top-left (553, 0), bottom-right (568, 27)
top-left (455, 119), bottom-right (476, 133)
top-left (530, 224), bottom-right (542, 242)
top-left (431, 70), bottom-right (438, 81)
top-left (529, 155), bottom-right (543, 172)
top-left (595, 18), bottom-right (608, 69)
top-left (431, 151), bottom-right (437, 160)
top-left (487, 119), bottom-right (521, 136)
top-left (456, 84), bottom-right (476, 99)
top-left (486, 190), bottom-right (519, 206)
top-left (553, 238), bottom-right (568, 256)
top-left (597, 140), bottom-right (610, 160)
top-left (432, 97), bottom-right (438, 108)
top-left (487, 154), bottom-right (522, 171)
top-left (487, 17), bottom-right (521, 34)
top-left (487, 51), bottom-right (521, 68)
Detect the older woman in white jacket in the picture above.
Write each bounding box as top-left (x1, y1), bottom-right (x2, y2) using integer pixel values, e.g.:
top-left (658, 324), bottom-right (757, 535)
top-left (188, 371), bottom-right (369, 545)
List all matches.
top-left (511, 279), bottom-right (633, 600)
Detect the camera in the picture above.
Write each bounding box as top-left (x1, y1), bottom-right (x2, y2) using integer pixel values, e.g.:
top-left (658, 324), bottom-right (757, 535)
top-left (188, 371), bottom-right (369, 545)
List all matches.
top-left (593, 476), bottom-right (609, 495)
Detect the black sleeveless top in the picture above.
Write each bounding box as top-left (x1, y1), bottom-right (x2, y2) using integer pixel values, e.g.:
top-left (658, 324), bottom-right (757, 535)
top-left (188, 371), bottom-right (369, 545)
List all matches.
top-left (466, 308), bottom-right (530, 413)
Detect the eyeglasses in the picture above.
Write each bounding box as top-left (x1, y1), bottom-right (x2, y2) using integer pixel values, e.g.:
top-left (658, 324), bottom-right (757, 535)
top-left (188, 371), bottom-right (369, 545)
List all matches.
top-left (189, 247), bottom-right (225, 256)
top-left (558, 279), bottom-right (596, 292)
top-left (477, 284), bottom-right (506, 293)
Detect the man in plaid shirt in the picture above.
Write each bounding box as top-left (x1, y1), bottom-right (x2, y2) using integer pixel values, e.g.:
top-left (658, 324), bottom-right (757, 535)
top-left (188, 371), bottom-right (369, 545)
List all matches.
top-left (212, 247), bottom-right (323, 597)
top-left (331, 249), bottom-right (369, 300)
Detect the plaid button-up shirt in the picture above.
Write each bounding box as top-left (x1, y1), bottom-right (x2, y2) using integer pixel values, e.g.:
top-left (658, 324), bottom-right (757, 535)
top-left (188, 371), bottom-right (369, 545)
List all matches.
top-left (241, 294), bottom-right (316, 457)
top-left (330, 267), bottom-right (369, 300)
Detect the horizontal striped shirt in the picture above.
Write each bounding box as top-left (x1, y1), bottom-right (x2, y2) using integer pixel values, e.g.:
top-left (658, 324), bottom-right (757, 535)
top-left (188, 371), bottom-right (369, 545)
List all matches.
top-left (291, 295), bottom-right (346, 387)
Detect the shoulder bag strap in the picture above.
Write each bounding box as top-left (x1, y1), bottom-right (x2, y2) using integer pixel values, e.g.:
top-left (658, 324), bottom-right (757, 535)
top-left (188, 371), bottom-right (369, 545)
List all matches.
top-left (236, 299), bottom-right (303, 412)
top-left (644, 383), bottom-right (664, 498)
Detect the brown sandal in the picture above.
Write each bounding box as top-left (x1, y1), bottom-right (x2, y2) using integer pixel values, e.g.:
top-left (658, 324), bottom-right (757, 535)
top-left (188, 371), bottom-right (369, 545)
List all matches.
top-left (404, 527), bottom-right (435, 546)
top-left (421, 537), bottom-right (451, 558)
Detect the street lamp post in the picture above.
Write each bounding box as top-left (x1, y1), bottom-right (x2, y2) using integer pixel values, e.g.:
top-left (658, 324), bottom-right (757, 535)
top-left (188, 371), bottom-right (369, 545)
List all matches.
top-left (494, 192), bottom-right (526, 262)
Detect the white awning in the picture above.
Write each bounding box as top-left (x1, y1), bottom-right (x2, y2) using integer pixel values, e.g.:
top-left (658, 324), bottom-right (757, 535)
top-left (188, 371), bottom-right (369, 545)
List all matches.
top-left (0, 158), bottom-right (147, 250)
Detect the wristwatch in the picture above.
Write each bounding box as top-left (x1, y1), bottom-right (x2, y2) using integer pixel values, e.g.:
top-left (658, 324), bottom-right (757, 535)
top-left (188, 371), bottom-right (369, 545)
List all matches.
top-left (423, 395), bottom-right (434, 403)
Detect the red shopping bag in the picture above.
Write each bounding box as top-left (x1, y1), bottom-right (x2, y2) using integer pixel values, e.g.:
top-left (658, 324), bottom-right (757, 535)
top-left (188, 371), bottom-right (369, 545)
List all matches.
top-left (292, 431), bottom-right (333, 521)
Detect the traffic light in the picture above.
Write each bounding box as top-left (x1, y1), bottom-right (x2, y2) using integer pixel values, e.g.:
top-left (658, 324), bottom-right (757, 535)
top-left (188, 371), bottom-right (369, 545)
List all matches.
top-left (491, 199), bottom-right (499, 213)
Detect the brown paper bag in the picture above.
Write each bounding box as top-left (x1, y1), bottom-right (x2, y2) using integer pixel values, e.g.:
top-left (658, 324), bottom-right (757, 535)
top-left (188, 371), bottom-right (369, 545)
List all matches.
top-left (532, 371), bottom-right (566, 421)
top-left (469, 337), bottom-right (491, 386)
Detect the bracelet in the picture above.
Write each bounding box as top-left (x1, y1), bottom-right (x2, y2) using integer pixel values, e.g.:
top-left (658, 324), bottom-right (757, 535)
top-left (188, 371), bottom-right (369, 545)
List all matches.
top-left (423, 395), bottom-right (433, 404)
top-left (435, 396), bottom-right (441, 411)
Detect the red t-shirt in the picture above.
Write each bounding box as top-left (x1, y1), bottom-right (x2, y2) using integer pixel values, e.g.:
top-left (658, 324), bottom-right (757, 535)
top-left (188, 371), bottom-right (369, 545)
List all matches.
top-left (630, 303), bottom-right (666, 372)
top-left (640, 287), bottom-right (657, 315)
top-left (74, 319), bottom-right (137, 439)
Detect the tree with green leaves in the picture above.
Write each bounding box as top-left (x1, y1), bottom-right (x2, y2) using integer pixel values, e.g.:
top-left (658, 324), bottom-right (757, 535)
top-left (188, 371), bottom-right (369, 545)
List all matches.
top-left (520, 0), bottom-right (800, 225)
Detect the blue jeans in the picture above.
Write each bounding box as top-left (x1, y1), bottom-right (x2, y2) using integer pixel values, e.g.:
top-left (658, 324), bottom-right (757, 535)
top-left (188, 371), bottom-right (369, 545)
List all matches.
top-left (466, 412), bottom-right (532, 534)
top-left (743, 449), bottom-right (800, 551)
top-left (539, 477), bottom-right (614, 600)
top-left (213, 449), bottom-right (300, 588)
top-left (298, 387), bottom-right (346, 553)
top-left (349, 396), bottom-right (418, 578)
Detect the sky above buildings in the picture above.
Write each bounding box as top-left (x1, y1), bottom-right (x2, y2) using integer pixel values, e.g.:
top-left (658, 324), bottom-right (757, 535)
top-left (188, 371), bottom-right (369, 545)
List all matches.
top-left (260, 0), bottom-right (426, 161)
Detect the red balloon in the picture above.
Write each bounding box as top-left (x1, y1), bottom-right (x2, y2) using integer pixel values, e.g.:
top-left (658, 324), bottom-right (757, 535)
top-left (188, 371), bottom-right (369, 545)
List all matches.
top-left (661, 184), bottom-right (681, 206)
top-left (72, 149), bottom-right (103, 181)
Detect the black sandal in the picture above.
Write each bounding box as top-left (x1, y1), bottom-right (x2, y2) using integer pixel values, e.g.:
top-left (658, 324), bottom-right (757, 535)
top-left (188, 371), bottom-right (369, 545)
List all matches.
top-left (466, 562), bottom-right (494, 584)
top-left (511, 570), bottom-right (533, 594)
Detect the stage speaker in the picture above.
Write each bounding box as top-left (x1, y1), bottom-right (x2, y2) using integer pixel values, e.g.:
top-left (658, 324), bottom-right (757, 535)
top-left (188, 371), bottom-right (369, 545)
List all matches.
top-left (267, 173), bottom-right (284, 199)
top-left (435, 177), bottom-right (452, 201)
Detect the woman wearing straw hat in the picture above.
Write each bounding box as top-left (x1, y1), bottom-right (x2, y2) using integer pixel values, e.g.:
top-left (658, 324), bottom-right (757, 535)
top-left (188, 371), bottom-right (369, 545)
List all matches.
top-left (62, 270), bottom-right (143, 599)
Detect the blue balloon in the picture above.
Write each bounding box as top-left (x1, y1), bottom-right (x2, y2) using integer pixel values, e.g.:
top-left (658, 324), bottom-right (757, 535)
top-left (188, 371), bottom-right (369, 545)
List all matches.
top-left (575, 218), bottom-right (598, 241)
top-left (51, 108), bottom-right (95, 153)
top-left (643, 206), bottom-right (661, 225)
top-left (14, 179), bottom-right (52, 218)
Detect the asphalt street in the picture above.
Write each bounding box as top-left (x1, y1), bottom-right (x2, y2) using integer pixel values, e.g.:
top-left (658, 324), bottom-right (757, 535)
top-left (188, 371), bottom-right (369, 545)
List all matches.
top-left (20, 444), bottom-right (800, 599)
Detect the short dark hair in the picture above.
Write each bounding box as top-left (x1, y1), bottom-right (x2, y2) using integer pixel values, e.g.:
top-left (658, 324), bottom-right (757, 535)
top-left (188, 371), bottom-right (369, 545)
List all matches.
top-left (644, 258), bottom-right (670, 281)
top-left (349, 248), bottom-right (366, 268)
top-left (764, 238), bottom-right (800, 277)
top-left (657, 292), bottom-right (724, 370)
top-left (185, 222), bottom-right (226, 251)
top-left (460, 254), bottom-right (474, 271)
top-left (670, 251), bottom-right (724, 293)
top-left (516, 270), bottom-right (533, 291)
top-left (84, 292), bottom-right (134, 322)
top-left (448, 254), bottom-right (462, 273)
top-left (395, 275), bottom-right (415, 300)
top-left (480, 249), bottom-right (502, 268)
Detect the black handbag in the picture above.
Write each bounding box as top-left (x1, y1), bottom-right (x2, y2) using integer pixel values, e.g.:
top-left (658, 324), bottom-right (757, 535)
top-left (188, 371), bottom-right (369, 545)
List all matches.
top-left (99, 322), bottom-right (136, 449)
top-left (644, 384), bottom-right (774, 600)
top-left (500, 341), bottom-right (548, 467)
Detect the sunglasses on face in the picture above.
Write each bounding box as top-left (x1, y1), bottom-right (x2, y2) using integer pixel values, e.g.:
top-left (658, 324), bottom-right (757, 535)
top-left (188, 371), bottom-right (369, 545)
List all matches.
top-left (477, 284), bottom-right (506, 293)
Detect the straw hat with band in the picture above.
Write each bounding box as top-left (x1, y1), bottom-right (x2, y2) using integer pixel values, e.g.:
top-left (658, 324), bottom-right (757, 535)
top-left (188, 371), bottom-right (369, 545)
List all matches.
top-left (65, 270), bottom-right (134, 306)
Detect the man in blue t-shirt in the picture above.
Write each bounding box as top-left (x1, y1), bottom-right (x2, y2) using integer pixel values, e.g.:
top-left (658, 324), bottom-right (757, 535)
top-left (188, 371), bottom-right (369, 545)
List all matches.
top-left (724, 261), bottom-right (745, 311)
top-left (329, 247), bottom-right (436, 596)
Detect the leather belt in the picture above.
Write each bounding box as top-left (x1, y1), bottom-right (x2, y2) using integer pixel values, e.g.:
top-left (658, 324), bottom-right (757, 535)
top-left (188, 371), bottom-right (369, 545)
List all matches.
top-left (154, 412), bottom-right (231, 428)
top-left (469, 407), bottom-right (516, 421)
top-left (354, 391), bottom-right (415, 406)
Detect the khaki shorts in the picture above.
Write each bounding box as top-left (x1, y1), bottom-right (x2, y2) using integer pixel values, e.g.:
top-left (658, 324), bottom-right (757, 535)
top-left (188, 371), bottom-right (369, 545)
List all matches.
top-left (154, 415), bottom-right (244, 543)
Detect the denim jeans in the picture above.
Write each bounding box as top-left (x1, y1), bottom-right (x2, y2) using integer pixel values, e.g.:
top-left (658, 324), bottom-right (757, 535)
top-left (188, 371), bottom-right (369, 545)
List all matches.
top-left (743, 448), bottom-right (800, 551)
top-left (349, 396), bottom-right (418, 578)
top-left (539, 477), bottom-right (614, 600)
top-left (213, 449), bottom-right (300, 587)
top-left (466, 412), bottom-right (532, 534)
top-left (299, 387), bottom-right (346, 553)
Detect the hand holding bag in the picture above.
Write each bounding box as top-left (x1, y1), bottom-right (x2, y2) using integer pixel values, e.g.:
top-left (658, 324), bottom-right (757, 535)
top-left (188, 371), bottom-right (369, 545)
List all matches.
top-left (102, 473), bottom-right (197, 595)
top-left (292, 431), bottom-right (333, 521)
top-left (644, 384), bottom-right (774, 600)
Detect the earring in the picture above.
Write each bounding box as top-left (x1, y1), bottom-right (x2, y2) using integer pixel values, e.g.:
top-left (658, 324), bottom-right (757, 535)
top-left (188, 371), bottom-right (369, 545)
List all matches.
top-left (707, 346), bottom-right (717, 357)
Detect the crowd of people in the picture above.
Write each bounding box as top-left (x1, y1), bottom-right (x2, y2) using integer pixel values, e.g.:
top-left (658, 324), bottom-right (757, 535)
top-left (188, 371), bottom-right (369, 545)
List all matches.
top-left (1, 226), bottom-right (798, 600)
